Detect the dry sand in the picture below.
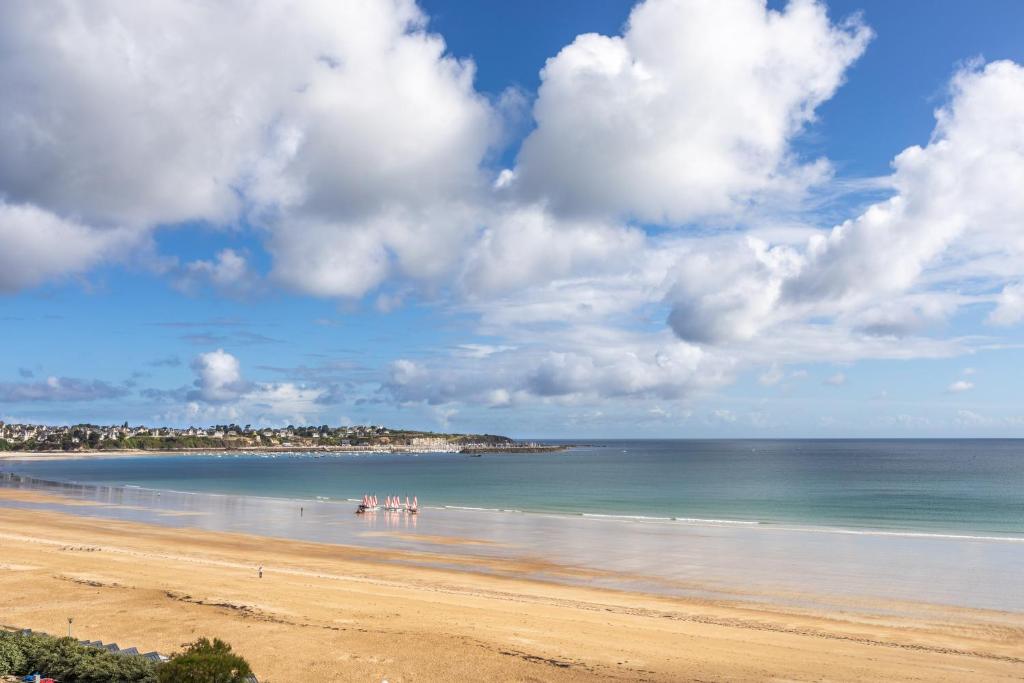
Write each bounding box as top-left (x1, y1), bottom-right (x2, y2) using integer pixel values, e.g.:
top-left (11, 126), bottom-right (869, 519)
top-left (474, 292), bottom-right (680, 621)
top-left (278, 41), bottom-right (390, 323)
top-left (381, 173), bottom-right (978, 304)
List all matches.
top-left (0, 491), bottom-right (1022, 682)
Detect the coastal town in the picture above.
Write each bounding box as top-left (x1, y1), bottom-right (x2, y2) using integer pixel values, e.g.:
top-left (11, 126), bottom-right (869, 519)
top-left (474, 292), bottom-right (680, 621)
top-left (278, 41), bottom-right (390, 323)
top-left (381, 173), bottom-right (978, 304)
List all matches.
top-left (0, 421), bottom-right (564, 454)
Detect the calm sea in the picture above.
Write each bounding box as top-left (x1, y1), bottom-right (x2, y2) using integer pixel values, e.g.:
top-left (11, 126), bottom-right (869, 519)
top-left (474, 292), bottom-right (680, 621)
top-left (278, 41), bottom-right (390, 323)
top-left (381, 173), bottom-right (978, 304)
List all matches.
top-left (4, 439), bottom-right (1022, 536)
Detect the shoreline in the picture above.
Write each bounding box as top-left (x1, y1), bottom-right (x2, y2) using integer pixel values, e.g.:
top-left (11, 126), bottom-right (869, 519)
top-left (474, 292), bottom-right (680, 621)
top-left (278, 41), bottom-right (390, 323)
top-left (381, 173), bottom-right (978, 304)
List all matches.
top-left (3, 468), bottom-right (1022, 544)
top-left (0, 500), bottom-right (1021, 681)
top-left (0, 443), bottom-right (571, 461)
top-left (2, 468), bottom-right (1023, 544)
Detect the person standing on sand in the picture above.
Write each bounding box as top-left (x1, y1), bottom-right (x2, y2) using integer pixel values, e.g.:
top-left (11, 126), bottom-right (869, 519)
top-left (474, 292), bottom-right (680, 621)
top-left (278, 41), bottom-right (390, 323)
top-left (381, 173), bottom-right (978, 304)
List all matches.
top-left (258, 564), bottom-right (263, 579)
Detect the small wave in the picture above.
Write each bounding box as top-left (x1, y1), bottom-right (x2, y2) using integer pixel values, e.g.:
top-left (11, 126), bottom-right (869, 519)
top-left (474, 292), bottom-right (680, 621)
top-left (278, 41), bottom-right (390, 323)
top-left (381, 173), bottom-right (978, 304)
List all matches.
top-left (582, 513), bottom-right (674, 522)
top-left (671, 516), bottom-right (759, 526)
top-left (437, 505), bottom-right (523, 514)
top-left (777, 526), bottom-right (1024, 543)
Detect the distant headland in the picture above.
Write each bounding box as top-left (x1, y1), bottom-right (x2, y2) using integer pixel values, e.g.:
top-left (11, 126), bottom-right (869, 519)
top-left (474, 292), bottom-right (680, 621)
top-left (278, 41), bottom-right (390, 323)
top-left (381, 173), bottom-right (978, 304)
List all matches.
top-left (0, 421), bottom-right (568, 456)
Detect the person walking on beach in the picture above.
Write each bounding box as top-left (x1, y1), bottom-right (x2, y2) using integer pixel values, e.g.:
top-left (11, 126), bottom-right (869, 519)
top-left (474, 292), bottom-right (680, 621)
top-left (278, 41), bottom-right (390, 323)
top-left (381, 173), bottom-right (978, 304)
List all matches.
top-left (258, 564), bottom-right (263, 579)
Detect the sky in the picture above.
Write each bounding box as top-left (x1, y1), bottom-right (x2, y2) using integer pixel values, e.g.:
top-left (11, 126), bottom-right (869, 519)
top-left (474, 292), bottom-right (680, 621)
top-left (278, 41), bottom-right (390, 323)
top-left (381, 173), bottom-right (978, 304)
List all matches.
top-left (1, 0), bottom-right (1024, 438)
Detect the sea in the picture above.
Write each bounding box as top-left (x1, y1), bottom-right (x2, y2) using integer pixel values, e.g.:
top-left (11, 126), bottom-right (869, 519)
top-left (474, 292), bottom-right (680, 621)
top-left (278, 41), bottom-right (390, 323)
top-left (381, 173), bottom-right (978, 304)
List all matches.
top-left (2, 439), bottom-right (1023, 614)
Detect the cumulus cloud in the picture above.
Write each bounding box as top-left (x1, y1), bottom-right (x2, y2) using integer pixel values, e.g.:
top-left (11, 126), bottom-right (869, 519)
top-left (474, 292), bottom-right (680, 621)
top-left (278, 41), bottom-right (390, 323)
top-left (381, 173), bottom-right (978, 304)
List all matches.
top-left (842, 295), bottom-right (958, 338)
top-left (261, 38), bottom-right (496, 295)
top-left (988, 282), bottom-right (1024, 326)
top-left (1, 1), bottom-right (266, 228)
top-left (0, 0), bottom-right (495, 295)
top-left (188, 349), bottom-right (251, 403)
top-left (787, 61), bottom-right (1024, 306)
top-left (267, 205), bottom-right (485, 299)
top-left (169, 349), bottom-right (342, 425)
top-left (459, 205), bottom-right (646, 297)
top-left (0, 376), bottom-right (128, 402)
top-left (510, 0), bottom-right (870, 223)
top-left (666, 60), bottom-right (1024, 347)
top-left (947, 380), bottom-right (974, 393)
top-left (175, 249), bottom-right (256, 297)
top-left (0, 202), bottom-right (138, 292)
top-left (667, 236), bottom-right (801, 343)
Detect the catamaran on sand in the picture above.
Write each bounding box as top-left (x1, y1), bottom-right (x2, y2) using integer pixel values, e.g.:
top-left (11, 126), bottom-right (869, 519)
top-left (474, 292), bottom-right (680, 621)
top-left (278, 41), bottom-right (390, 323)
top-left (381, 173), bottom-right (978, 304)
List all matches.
top-left (356, 494), bottom-right (418, 514)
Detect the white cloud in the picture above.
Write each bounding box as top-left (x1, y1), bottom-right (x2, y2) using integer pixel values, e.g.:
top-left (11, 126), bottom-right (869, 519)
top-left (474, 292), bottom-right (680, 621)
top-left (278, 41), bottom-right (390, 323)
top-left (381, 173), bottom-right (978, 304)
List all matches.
top-left (0, 2), bottom-right (256, 228)
top-left (947, 380), bottom-right (974, 393)
top-left (244, 383), bottom-right (327, 426)
top-left (386, 329), bottom-right (733, 406)
top-left (824, 372), bottom-right (846, 386)
top-left (667, 236), bottom-right (802, 343)
top-left (454, 344), bottom-right (516, 359)
top-left (666, 60), bottom-right (1024, 347)
top-left (0, 201), bottom-right (138, 292)
top-left (0, 0), bottom-right (496, 296)
top-left (268, 216), bottom-right (393, 298)
top-left (175, 249), bottom-right (255, 296)
top-left (842, 294), bottom-right (958, 338)
top-left (510, 0), bottom-right (870, 223)
top-left (988, 282), bottom-right (1024, 326)
top-left (189, 349), bottom-right (249, 403)
top-left (160, 350), bottom-right (336, 425)
top-left (460, 204), bottom-right (646, 297)
top-left (786, 61), bottom-right (1024, 308)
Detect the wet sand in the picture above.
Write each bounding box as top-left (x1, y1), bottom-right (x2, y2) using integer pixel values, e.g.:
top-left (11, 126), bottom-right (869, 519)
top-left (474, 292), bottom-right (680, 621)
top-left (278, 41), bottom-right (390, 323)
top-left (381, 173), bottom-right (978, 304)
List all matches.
top-left (0, 491), bottom-right (1022, 681)
top-left (4, 473), bottom-right (1022, 615)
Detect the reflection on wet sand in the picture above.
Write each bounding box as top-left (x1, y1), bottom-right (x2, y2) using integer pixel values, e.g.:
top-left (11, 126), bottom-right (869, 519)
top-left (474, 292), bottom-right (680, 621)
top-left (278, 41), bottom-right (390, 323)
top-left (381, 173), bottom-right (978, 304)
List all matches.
top-left (356, 508), bottom-right (420, 531)
top-left (1, 473), bottom-right (1022, 620)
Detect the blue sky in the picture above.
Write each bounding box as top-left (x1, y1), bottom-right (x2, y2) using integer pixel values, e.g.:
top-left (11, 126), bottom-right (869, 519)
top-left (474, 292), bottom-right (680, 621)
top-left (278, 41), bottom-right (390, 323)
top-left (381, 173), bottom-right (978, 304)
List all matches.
top-left (1, 0), bottom-right (1024, 437)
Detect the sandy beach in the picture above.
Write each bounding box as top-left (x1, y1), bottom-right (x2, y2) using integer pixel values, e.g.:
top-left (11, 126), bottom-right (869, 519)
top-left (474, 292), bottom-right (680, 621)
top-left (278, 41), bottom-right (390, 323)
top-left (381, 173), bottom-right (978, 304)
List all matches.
top-left (0, 450), bottom-right (219, 461)
top-left (0, 449), bottom-right (356, 462)
top-left (0, 444), bottom-right (565, 461)
top-left (0, 490), bottom-right (1021, 682)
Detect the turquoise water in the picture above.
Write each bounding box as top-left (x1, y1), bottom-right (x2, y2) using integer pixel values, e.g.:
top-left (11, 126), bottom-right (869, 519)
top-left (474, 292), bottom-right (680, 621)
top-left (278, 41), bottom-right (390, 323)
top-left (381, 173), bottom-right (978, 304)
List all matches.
top-left (4, 439), bottom-right (1023, 536)
top-left (3, 441), bottom-right (1024, 612)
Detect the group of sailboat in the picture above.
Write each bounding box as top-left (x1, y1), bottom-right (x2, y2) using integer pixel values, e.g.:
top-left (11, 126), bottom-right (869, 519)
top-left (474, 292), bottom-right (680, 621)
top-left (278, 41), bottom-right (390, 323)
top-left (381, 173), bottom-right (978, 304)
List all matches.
top-left (356, 494), bottom-right (419, 514)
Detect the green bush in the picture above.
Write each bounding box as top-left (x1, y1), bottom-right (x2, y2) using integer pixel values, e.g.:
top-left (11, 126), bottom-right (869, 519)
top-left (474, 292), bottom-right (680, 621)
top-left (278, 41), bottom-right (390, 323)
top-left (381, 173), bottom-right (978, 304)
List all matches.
top-left (0, 631), bottom-right (254, 682)
top-left (157, 637), bottom-right (252, 683)
top-left (0, 631), bottom-right (158, 683)
top-left (0, 636), bottom-right (27, 674)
